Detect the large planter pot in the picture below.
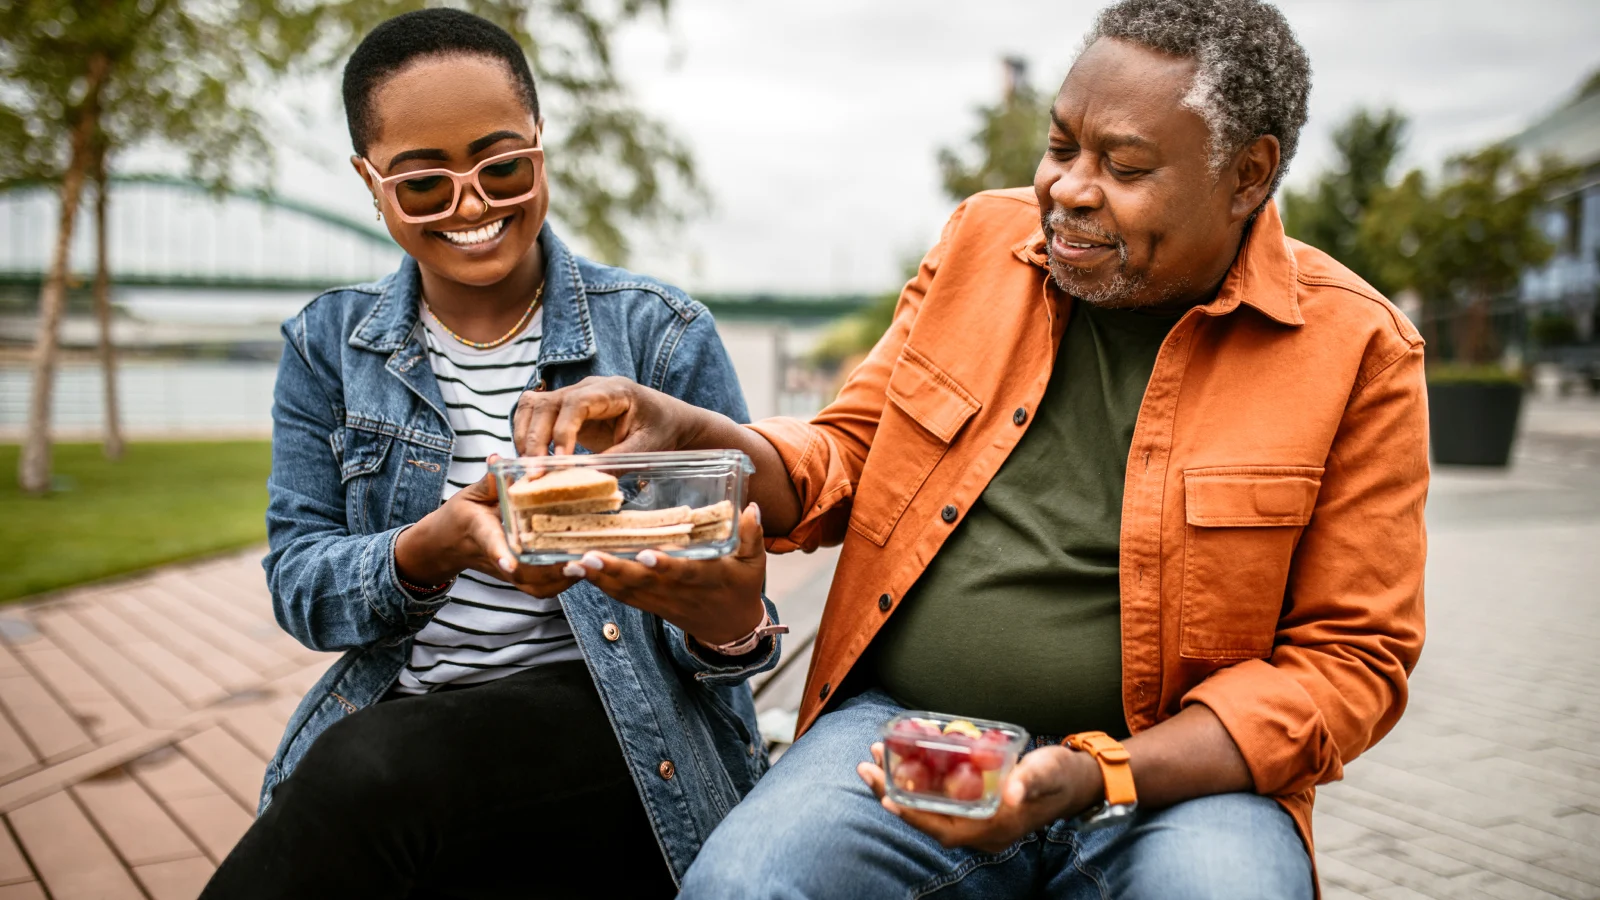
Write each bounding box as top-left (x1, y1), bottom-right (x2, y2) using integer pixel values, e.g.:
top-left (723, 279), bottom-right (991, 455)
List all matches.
top-left (1426, 381), bottom-right (1524, 467)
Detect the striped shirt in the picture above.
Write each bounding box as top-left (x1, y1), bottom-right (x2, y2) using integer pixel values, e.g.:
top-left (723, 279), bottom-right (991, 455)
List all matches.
top-left (392, 303), bottom-right (583, 694)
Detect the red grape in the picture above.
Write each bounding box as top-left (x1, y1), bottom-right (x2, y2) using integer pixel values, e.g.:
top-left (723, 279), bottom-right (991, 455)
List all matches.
top-left (971, 730), bottom-right (1012, 771)
top-left (943, 762), bottom-right (985, 801)
top-left (892, 758), bottom-right (937, 795)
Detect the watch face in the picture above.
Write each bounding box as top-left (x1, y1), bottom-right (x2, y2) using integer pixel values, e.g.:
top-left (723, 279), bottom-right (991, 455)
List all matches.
top-left (1071, 801), bottom-right (1138, 832)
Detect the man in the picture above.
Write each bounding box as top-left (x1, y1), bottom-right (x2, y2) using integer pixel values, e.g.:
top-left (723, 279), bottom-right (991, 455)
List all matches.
top-left (514, 0), bottom-right (1427, 895)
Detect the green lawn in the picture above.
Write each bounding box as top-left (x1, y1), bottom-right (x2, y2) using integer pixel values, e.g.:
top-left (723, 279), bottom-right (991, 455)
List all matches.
top-left (0, 441), bottom-right (272, 603)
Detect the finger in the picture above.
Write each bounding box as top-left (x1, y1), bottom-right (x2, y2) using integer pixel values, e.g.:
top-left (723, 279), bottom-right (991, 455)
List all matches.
top-left (512, 575), bottom-right (581, 600)
top-left (514, 392), bottom-right (558, 457)
top-left (634, 549), bottom-right (703, 586)
top-left (571, 553), bottom-right (670, 608)
top-left (857, 762), bottom-right (888, 799)
top-left (469, 504), bottom-right (519, 575)
top-left (870, 742), bottom-right (885, 767)
top-left (734, 504), bottom-right (764, 561)
top-left (551, 393), bottom-right (632, 456)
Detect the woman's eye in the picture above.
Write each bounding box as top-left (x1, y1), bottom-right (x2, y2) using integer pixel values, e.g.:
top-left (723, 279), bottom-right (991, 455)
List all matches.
top-left (482, 161), bottom-right (520, 177)
top-left (400, 175), bottom-right (446, 194)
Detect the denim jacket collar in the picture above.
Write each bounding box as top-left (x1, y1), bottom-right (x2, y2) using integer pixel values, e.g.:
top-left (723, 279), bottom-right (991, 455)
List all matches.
top-left (348, 222), bottom-right (600, 364)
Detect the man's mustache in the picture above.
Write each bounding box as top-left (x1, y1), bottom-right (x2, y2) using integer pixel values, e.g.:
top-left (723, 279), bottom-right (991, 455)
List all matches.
top-left (1042, 209), bottom-right (1123, 249)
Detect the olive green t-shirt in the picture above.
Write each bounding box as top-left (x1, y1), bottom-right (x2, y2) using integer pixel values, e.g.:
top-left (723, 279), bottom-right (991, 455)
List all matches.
top-left (868, 302), bottom-right (1178, 737)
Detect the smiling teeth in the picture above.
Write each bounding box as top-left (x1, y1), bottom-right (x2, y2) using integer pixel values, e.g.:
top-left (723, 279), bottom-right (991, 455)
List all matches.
top-left (440, 218), bottom-right (506, 245)
top-left (1067, 242), bottom-right (1096, 248)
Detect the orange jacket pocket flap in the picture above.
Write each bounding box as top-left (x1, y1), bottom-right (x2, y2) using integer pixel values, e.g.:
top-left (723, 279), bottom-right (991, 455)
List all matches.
top-left (1184, 467), bottom-right (1324, 527)
top-left (884, 345), bottom-right (981, 444)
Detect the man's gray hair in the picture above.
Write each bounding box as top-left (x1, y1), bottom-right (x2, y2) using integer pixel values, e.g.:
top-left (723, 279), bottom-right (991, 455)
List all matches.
top-left (1084, 0), bottom-right (1312, 197)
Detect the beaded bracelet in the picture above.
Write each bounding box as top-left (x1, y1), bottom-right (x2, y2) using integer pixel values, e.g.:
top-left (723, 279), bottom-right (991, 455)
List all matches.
top-left (398, 575), bottom-right (451, 596)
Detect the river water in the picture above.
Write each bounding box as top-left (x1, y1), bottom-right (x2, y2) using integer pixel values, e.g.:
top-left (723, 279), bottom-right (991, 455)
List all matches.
top-left (0, 321), bottom-right (826, 441)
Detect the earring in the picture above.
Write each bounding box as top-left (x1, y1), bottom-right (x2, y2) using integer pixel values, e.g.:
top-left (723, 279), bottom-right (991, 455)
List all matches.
top-left (373, 197), bottom-right (382, 221)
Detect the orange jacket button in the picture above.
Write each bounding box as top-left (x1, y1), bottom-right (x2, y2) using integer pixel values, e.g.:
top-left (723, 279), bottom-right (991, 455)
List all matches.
top-left (1013, 407), bottom-right (1028, 426)
top-left (819, 682), bottom-right (831, 701)
top-left (878, 593), bottom-right (892, 612)
top-left (941, 505), bottom-right (959, 523)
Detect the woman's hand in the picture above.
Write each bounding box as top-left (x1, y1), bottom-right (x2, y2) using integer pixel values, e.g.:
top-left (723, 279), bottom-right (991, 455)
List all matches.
top-left (394, 455), bottom-right (580, 599)
top-left (513, 375), bottom-right (716, 457)
top-left (559, 503), bottom-right (767, 647)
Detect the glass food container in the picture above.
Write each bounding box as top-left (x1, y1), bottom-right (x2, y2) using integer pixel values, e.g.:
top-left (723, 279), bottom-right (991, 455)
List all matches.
top-left (490, 450), bottom-right (753, 565)
top-left (880, 711), bottom-right (1029, 818)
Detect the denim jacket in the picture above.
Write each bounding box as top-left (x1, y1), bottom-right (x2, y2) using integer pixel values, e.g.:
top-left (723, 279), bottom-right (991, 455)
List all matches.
top-left (261, 224), bottom-right (779, 882)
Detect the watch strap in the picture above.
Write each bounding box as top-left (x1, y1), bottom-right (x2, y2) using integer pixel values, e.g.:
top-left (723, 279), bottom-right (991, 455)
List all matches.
top-left (1064, 731), bottom-right (1138, 807)
top-left (698, 611), bottom-right (788, 657)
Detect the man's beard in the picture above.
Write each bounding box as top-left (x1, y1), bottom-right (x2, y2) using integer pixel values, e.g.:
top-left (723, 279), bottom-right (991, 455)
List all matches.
top-left (1041, 209), bottom-right (1185, 309)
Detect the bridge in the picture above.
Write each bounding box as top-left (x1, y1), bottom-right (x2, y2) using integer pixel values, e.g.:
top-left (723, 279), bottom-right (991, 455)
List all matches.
top-left (0, 175), bottom-right (872, 324)
top-left (0, 176), bottom-right (871, 434)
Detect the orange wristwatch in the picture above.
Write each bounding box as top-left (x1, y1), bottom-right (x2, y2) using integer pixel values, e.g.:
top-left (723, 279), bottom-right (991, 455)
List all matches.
top-left (1063, 731), bottom-right (1138, 831)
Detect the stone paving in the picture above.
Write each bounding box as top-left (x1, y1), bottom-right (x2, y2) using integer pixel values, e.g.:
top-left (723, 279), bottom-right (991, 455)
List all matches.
top-left (1315, 397), bottom-right (1600, 900)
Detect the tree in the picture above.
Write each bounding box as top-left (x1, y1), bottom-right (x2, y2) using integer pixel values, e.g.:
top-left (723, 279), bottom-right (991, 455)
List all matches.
top-left (2, 0), bottom-right (699, 494)
top-left (938, 57), bottom-right (1053, 202)
top-left (1, 0), bottom-right (299, 493)
top-left (1280, 108), bottom-right (1408, 294)
top-left (1359, 145), bottom-right (1574, 365)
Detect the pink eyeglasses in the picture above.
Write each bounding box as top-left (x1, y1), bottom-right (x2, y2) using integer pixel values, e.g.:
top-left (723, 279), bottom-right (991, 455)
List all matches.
top-left (363, 145), bottom-right (545, 224)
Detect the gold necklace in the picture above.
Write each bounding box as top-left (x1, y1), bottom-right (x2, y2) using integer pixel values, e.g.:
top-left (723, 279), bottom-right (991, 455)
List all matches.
top-left (424, 281), bottom-right (544, 351)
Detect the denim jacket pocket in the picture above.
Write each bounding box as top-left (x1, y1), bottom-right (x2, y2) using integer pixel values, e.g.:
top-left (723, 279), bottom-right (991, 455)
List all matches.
top-left (332, 418), bottom-right (396, 533)
top-left (850, 346), bottom-right (980, 546)
top-left (1179, 466), bottom-right (1323, 660)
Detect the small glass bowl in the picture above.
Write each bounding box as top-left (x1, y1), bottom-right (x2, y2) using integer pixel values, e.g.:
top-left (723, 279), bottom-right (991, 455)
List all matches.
top-left (880, 711), bottom-right (1029, 819)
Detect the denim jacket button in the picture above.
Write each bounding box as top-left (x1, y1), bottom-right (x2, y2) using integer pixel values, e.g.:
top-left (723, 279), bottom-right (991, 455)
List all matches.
top-left (602, 622), bottom-right (621, 642)
top-left (746, 742), bottom-right (756, 756)
top-left (658, 760), bottom-right (675, 780)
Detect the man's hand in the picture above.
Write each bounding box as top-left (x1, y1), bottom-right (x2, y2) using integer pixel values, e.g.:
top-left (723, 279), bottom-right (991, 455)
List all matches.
top-left (560, 503), bottom-right (767, 647)
top-left (513, 375), bottom-right (716, 457)
top-left (856, 744), bottom-right (1104, 853)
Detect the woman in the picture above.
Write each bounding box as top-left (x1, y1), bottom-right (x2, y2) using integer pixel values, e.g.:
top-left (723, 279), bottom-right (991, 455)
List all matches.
top-left (203, 9), bottom-right (778, 898)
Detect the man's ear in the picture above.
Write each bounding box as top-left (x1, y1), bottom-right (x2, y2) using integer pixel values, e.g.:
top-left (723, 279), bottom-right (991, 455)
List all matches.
top-left (1230, 134), bottom-right (1280, 224)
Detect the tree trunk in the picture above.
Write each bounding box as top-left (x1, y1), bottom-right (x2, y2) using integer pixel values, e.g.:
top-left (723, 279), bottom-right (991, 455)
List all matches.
top-left (93, 154), bottom-right (123, 461)
top-left (18, 52), bottom-right (110, 494)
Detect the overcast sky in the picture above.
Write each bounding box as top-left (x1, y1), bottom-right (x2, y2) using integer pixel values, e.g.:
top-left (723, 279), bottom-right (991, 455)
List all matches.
top-left (264, 0), bottom-right (1600, 295)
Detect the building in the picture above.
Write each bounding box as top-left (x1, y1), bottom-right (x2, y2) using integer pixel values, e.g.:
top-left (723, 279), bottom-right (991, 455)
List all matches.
top-left (1514, 84), bottom-right (1600, 341)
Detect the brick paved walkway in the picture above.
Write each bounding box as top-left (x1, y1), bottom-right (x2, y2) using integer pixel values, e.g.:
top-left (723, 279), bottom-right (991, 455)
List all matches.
top-left (0, 397), bottom-right (1594, 897)
top-left (1316, 398), bottom-right (1600, 900)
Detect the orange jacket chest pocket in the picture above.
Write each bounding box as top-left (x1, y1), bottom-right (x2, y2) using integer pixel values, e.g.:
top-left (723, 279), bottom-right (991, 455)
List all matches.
top-left (850, 346), bottom-right (980, 546)
top-left (1180, 466), bottom-right (1324, 660)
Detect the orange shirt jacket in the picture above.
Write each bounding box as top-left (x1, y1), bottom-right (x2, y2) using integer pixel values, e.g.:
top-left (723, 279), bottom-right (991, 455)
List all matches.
top-left (749, 190), bottom-right (1429, 850)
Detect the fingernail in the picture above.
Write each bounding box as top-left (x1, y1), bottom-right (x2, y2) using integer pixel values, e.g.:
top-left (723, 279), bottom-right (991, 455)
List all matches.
top-left (751, 504), bottom-right (762, 526)
top-left (581, 553), bottom-right (604, 571)
top-left (637, 550), bottom-right (658, 568)
top-left (498, 556), bottom-right (516, 572)
top-left (562, 562), bottom-right (585, 578)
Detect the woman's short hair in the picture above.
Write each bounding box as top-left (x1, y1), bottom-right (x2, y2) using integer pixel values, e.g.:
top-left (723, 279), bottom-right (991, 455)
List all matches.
top-left (342, 8), bottom-right (541, 157)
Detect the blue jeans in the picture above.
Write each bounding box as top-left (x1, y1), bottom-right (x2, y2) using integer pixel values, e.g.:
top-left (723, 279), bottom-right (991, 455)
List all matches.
top-left (681, 690), bottom-right (1314, 900)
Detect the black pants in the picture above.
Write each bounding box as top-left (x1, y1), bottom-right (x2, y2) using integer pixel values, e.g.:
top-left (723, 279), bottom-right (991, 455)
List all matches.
top-left (202, 660), bottom-right (677, 900)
